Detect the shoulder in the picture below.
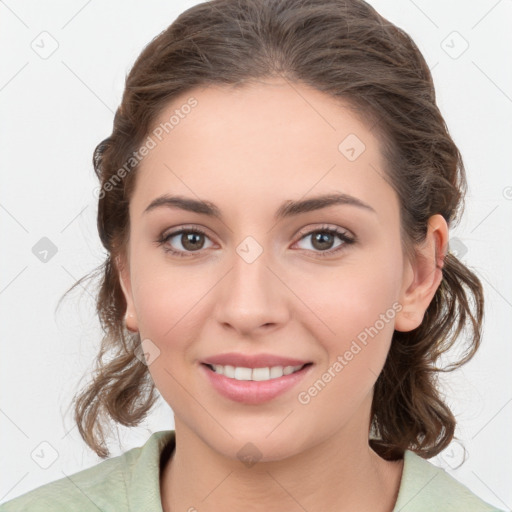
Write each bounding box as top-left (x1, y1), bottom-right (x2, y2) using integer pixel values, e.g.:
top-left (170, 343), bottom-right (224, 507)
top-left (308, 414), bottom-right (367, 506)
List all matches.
top-left (393, 449), bottom-right (504, 512)
top-left (0, 453), bottom-right (133, 512)
top-left (0, 430), bottom-right (175, 512)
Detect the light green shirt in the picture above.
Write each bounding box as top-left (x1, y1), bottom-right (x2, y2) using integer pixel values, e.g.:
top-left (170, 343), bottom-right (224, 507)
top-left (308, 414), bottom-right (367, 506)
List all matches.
top-left (0, 430), bottom-right (503, 511)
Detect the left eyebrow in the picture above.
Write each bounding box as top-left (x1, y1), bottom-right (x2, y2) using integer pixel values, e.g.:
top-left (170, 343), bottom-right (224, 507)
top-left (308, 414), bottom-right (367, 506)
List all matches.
top-left (275, 193), bottom-right (376, 218)
top-left (142, 192), bottom-right (376, 220)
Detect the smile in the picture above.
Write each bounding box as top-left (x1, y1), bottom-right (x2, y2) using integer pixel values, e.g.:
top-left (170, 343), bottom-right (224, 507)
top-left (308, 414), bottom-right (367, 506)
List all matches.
top-left (201, 362), bottom-right (314, 404)
top-left (205, 363), bottom-right (309, 381)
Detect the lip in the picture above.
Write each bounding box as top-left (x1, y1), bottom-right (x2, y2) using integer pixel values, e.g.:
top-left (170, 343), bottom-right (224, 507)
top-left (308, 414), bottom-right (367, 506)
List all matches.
top-left (200, 362), bottom-right (314, 405)
top-left (202, 352), bottom-right (311, 369)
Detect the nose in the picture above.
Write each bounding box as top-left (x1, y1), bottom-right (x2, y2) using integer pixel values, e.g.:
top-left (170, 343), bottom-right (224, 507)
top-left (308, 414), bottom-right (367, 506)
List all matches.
top-left (213, 246), bottom-right (291, 336)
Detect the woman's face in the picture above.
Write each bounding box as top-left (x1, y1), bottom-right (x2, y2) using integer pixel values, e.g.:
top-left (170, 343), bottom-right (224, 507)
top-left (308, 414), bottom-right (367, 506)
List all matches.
top-left (119, 78), bottom-right (422, 461)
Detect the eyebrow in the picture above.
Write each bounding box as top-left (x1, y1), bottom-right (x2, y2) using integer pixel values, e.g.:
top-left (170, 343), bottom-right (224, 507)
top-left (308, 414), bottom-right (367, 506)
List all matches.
top-left (143, 192), bottom-right (376, 220)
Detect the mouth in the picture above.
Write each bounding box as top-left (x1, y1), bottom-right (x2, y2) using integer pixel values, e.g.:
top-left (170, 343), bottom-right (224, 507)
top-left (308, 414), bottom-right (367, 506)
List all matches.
top-left (200, 362), bottom-right (314, 405)
top-left (202, 362), bottom-right (313, 381)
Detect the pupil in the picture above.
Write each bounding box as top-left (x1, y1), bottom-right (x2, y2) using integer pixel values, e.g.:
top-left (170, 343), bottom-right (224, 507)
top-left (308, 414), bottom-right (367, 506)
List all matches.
top-left (313, 232), bottom-right (333, 250)
top-left (183, 232), bottom-right (203, 251)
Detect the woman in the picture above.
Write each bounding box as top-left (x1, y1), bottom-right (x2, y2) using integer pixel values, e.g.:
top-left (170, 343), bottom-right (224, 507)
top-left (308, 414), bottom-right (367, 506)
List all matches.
top-left (0, 0), bottom-right (504, 510)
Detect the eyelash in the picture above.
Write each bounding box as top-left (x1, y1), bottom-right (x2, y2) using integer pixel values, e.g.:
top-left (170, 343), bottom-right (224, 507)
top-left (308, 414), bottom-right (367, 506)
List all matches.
top-left (156, 225), bottom-right (356, 259)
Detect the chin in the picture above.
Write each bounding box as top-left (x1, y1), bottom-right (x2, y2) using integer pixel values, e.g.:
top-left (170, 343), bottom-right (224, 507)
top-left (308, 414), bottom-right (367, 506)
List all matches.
top-left (211, 427), bottom-right (307, 466)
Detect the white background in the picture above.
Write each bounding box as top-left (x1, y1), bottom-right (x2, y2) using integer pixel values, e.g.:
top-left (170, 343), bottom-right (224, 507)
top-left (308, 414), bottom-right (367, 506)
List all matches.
top-left (0, 0), bottom-right (511, 508)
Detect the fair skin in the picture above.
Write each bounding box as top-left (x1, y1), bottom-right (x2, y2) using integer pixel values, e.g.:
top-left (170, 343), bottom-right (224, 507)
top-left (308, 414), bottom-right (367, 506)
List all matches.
top-left (117, 78), bottom-right (448, 512)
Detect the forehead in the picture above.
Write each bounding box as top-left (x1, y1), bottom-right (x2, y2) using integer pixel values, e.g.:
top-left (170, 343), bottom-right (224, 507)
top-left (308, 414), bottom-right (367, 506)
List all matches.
top-left (131, 79), bottom-right (395, 221)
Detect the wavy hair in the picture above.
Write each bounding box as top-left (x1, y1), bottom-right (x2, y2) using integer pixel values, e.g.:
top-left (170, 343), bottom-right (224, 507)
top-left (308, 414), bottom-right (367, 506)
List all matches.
top-left (60, 0), bottom-right (484, 459)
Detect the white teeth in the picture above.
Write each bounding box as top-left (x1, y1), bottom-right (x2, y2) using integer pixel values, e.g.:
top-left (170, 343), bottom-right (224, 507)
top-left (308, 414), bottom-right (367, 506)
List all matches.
top-left (234, 367), bottom-right (252, 380)
top-left (223, 365), bottom-right (235, 378)
top-left (210, 364), bottom-right (305, 381)
top-left (253, 367), bottom-right (270, 381)
top-left (270, 366), bottom-right (283, 379)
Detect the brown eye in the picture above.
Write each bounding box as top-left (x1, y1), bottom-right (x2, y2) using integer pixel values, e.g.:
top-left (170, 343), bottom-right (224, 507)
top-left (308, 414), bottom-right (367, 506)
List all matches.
top-left (179, 231), bottom-right (206, 251)
top-left (294, 226), bottom-right (355, 257)
top-left (158, 227), bottom-right (214, 257)
top-left (310, 231), bottom-right (337, 251)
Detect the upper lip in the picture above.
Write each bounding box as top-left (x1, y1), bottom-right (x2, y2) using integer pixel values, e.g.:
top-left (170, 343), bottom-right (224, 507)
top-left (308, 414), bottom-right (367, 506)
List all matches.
top-left (202, 352), bottom-right (312, 369)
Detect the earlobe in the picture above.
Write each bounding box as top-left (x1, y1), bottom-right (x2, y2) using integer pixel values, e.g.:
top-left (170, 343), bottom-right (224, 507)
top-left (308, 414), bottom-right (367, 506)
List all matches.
top-left (116, 254), bottom-right (139, 333)
top-left (394, 214), bottom-right (448, 333)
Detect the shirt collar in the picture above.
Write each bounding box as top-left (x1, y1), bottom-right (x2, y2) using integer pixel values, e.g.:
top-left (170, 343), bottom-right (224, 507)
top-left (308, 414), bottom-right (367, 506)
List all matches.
top-left (126, 431), bottom-right (477, 512)
top-left (127, 430), bottom-right (176, 511)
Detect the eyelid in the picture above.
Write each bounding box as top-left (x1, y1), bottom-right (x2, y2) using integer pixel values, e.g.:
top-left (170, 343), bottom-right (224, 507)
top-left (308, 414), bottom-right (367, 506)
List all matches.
top-left (159, 223), bottom-right (213, 239)
top-left (157, 223), bottom-right (356, 257)
top-left (294, 223), bottom-right (354, 240)
top-left (292, 224), bottom-right (356, 257)
top-left (156, 225), bottom-right (215, 257)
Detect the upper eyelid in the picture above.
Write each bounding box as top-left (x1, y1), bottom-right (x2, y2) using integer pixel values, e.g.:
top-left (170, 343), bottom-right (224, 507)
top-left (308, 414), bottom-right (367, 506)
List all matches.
top-left (295, 224), bottom-right (353, 238)
top-left (161, 224), bottom-right (355, 246)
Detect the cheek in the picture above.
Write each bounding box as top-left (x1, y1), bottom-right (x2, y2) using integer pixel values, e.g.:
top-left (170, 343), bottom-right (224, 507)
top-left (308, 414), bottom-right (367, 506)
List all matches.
top-left (295, 270), bottom-right (398, 417)
top-left (293, 251), bottom-right (402, 341)
top-left (129, 254), bottom-right (210, 350)
top-left (291, 251), bottom-right (401, 392)
top-left (128, 268), bottom-right (226, 427)
top-left (129, 262), bottom-right (206, 408)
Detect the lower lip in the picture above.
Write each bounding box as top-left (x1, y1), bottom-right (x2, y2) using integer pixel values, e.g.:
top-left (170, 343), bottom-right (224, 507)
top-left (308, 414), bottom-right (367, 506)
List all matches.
top-left (200, 363), bottom-right (313, 405)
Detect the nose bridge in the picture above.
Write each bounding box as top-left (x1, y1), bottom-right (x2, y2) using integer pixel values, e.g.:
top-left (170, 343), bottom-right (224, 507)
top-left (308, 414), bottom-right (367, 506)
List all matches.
top-left (214, 235), bottom-right (289, 332)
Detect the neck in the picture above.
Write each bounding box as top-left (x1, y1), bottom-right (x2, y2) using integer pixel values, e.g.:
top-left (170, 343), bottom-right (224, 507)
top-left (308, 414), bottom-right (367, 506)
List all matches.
top-left (160, 417), bottom-right (404, 512)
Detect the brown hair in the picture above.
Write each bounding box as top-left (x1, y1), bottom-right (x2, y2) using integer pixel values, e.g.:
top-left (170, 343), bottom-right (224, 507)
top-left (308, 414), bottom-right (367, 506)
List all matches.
top-left (61, 0), bottom-right (484, 460)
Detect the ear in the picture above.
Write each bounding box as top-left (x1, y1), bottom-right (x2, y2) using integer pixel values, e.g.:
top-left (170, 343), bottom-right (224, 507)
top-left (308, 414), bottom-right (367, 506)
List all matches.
top-left (116, 253), bottom-right (139, 333)
top-left (394, 214), bottom-right (448, 332)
